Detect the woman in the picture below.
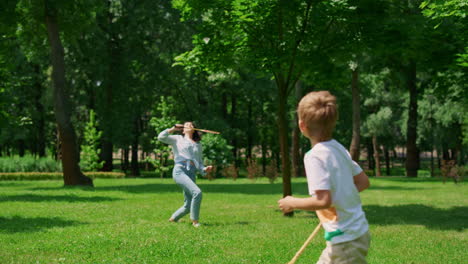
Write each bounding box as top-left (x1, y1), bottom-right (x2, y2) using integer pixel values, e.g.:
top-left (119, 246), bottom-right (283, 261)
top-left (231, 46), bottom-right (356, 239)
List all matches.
top-left (158, 122), bottom-right (213, 227)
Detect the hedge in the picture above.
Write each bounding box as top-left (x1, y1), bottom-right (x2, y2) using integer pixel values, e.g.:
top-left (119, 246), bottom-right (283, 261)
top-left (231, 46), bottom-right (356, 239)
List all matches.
top-left (0, 172), bottom-right (125, 181)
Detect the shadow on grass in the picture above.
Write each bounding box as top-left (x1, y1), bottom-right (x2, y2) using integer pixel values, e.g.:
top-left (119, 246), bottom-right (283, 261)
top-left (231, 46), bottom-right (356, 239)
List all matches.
top-left (28, 181), bottom-right (421, 195)
top-left (0, 215), bottom-right (86, 233)
top-left (93, 182), bottom-right (419, 194)
top-left (0, 182), bottom-right (31, 187)
top-left (203, 221), bottom-right (251, 227)
top-left (371, 176), bottom-right (450, 183)
top-left (364, 204), bottom-right (467, 231)
top-left (367, 185), bottom-right (422, 191)
top-left (89, 182), bottom-right (306, 195)
top-left (29, 182), bottom-right (288, 194)
top-left (0, 194), bottom-right (121, 203)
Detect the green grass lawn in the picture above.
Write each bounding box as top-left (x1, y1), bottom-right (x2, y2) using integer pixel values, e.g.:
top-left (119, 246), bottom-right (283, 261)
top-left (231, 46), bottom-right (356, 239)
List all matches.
top-left (0, 177), bottom-right (466, 264)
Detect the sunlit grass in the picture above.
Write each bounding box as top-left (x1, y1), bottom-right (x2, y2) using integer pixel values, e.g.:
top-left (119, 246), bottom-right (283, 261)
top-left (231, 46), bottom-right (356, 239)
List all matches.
top-left (0, 177), bottom-right (466, 263)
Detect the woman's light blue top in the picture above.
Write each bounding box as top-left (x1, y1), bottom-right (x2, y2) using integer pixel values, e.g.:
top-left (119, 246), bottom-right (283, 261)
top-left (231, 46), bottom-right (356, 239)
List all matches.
top-left (158, 128), bottom-right (206, 175)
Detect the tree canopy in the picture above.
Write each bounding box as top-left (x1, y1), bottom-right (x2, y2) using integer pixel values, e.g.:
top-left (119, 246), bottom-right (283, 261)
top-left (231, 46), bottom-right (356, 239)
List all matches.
top-left (0, 0), bottom-right (465, 186)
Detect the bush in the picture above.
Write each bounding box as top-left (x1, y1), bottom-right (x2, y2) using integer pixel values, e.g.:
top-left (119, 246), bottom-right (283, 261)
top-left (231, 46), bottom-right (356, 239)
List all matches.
top-left (222, 164), bottom-right (239, 180)
top-left (201, 134), bottom-right (234, 178)
top-left (80, 110), bottom-right (104, 171)
top-left (0, 172), bottom-right (124, 181)
top-left (0, 155), bottom-right (62, 172)
top-left (246, 158), bottom-right (261, 180)
top-left (265, 160), bottom-right (278, 183)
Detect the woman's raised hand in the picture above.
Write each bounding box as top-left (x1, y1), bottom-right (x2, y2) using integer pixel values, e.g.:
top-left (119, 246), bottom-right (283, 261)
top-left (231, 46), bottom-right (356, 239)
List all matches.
top-left (204, 166), bottom-right (213, 173)
top-left (169, 124), bottom-right (184, 133)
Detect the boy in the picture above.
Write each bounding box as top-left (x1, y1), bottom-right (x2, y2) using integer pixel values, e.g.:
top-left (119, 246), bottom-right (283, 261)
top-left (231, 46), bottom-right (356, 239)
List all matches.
top-left (278, 91), bottom-right (371, 264)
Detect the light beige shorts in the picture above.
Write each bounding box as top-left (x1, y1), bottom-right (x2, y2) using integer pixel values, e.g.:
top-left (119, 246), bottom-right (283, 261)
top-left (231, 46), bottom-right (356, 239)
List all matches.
top-left (316, 231), bottom-right (371, 264)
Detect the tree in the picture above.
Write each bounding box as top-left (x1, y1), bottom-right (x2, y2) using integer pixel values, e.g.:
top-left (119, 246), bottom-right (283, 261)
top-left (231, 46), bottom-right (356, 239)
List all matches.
top-left (1, 1), bottom-right (52, 158)
top-left (173, 0), bottom-right (356, 211)
top-left (362, 0), bottom-right (465, 176)
top-left (12, 0), bottom-right (98, 185)
top-left (420, 0), bottom-right (467, 164)
top-left (44, 1), bottom-right (93, 186)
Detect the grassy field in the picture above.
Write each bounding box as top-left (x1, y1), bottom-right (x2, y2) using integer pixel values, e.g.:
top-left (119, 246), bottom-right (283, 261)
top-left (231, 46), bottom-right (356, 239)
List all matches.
top-left (0, 177), bottom-right (466, 264)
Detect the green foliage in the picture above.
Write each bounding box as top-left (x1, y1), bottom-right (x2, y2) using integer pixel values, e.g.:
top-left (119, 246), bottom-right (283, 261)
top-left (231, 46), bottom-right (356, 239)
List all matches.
top-left (420, 0), bottom-right (468, 67)
top-left (201, 133), bottom-right (234, 178)
top-left (0, 155), bottom-right (62, 172)
top-left (421, 0), bottom-right (468, 20)
top-left (456, 47), bottom-right (468, 67)
top-left (464, 115), bottom-right (468, 146)
top-left (417, 70), bottom-right (467, 151)
top-left (80, 110), bottom-right (104, 172)
top-left (147, 96), bottom-right (178, 178)
top-left (360, 70), bottom-right (406, 146)
top-left (172, 0), bottom-right (353, 79)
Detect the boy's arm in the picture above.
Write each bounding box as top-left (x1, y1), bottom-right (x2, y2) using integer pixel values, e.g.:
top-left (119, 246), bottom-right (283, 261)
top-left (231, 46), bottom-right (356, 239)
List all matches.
top-left (278, 190), bottom-right (332, 213)
top-left (353, 171), bottom-right (370, 192)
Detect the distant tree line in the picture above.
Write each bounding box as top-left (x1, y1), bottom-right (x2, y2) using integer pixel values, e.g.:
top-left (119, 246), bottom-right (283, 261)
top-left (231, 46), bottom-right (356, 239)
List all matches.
top-left (0, 0), bottom-right (466, 189)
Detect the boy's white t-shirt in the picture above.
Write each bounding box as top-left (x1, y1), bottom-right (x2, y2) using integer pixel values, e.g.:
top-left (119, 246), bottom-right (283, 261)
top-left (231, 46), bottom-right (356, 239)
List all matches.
top-left (305, 139), bottom-right (369, 244)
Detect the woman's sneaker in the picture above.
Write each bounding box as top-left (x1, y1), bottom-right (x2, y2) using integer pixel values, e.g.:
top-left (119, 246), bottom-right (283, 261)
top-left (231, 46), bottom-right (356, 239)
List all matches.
top-left (192, 222), bottom-right (200, 228)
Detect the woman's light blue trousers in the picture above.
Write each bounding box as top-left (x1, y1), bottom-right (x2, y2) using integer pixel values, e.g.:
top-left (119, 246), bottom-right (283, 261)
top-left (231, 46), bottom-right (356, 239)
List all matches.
top-left (171, 163), bottom-right (202, 221)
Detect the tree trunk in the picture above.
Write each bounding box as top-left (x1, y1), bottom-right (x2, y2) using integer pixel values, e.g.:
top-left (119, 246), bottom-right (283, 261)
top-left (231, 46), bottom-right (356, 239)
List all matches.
top-left (247, 101), bottom-right (253, 161)
top-left (130, 142), bottom-right (140, 176)
top-left (277, 79), bottom-right (293, 216)
top-left (33, 65), bottom-right (46, 157)
top-left (221, 91), bottom-right (228, 119)
top-left (367, 139), bottom-right (374, 170)
top-left (454, 122), bottom-right (463, 165)
top-left (130, 118), bottom-right (140, 176)
top-left (231, 94), bottom-right (239, 168)
top-left (261, 142), bottom-right (267, 176)
top-left (260, 102), bottom-right (267, 175)
top-left (437, 148), bottom-right (441, 172)
top-left (383, 145), bottom-right (390, 176)
top-left (430, 147), bottom-right (434, 177)
top-left (349, 67), bottom-right (361, 162)
top-left (405, 61), bottom-right (419, 177)
top-left (372, 135), bottom-right (381, 177)
top-left (100, 0), bottom-right (118, 172)
top-left (45, 2), bottom-right (92, 186)
top-left (122, 147), bottom-right (129, 172)
top-left (18, 140), bottom-right (25, 157)
top-left (54, 127), bottom-right (60, 160)
top-left (441, 143), bottom-right (450, 160)
top-left (291, 81), bottom-right (303, 177)
top-left (100, 141), bottom-right (113, 171)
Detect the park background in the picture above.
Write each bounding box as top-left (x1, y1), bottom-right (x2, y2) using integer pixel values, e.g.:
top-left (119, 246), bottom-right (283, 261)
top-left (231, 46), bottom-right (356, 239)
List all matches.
top-left (0, 0), bottom-right (467, 263)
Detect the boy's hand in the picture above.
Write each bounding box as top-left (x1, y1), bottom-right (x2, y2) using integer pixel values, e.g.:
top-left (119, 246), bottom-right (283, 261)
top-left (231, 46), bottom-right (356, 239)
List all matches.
top-left (278, 196), bottom-right (296, 213)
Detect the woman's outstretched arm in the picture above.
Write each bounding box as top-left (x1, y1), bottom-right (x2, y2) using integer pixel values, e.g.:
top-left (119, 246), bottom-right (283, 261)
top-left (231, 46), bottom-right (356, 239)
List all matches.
top-left (158, 126), bottom-right (179, 145)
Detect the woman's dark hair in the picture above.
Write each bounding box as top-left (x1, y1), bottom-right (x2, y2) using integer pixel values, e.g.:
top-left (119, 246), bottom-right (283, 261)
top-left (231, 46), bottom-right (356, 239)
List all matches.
top-left (186, 121), bottom-right (201, 142)
top-left (192, 130), bottom-right (201, 142)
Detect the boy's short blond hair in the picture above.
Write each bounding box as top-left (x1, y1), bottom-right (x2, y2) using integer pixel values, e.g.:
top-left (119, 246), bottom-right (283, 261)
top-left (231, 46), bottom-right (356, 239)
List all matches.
top-left (297, 91), bottom-right (338, 141)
